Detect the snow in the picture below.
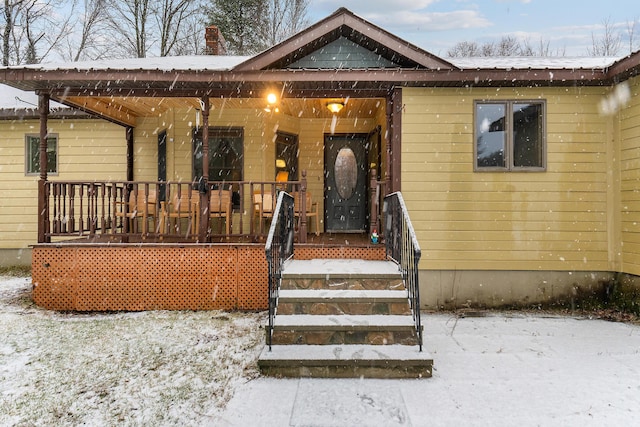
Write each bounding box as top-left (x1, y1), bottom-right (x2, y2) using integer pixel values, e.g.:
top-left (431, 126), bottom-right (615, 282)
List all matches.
top-left (3, 275), bottom-right (640, 426)
top-left (6, 55), bottom-right (250, 72)
top-left (451, 56), bottom-right (620, 70)
top-left (0, 275), bottom-right (265, 426)
top-left (283, 259), bottom-right (401, 277)
top-left (279, 289), bottom-right (407, 300)
top-left (224, 313), bottom-right (640, 426)
top-left (274, 314), bottom-right (415, 327)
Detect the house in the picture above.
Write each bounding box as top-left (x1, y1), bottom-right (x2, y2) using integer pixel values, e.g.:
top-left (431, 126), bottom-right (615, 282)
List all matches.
top-left (1, 7), bottom-right (639, 312)
top-left (0, 85), bottom-right (126, 266)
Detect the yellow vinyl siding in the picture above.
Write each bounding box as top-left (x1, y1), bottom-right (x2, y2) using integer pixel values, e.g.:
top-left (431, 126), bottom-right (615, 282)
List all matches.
top-left (402, 86), bottom-right (611, 271)
top-left (0, 119), bottom-right (126, 249)
top-left (620, 76), bottom-right (640, 275)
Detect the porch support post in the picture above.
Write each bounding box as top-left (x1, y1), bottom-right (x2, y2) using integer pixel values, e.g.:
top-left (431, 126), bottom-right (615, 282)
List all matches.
top-left (299, 170), bottom-right (308, 243)
top-left (37, 92), bottom-right (50, 243)
top-left (369, 168), bottom-right (378, 236)
top-left (389, 87), bottom-right (402, 193)
top-left (126, 126), bottom-right (134, 182)
top-left (198, 96), bottom-right (210, 242)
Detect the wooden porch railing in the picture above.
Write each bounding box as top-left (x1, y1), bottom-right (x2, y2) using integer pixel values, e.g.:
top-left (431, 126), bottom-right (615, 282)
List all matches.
top-left (38, 169), bottom-right (390, 244)
top-left (38, 173), bottom-right (318, 243)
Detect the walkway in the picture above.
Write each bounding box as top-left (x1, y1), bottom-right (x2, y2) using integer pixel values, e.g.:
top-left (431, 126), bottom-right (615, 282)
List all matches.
top-left (219, 312), bottom-right (640, 426)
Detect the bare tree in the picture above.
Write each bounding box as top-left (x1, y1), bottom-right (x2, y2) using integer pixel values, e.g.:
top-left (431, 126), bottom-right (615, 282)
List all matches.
top-left (446, 40), bottom-right (481, 57)
top-left (448, 35), bottom-right (565, 58)
top-left (2, 0), bottom-right (23, 65)
top-left (106, 0), bottom-right (152, 58)
top-left (154, 0), bottom-right (198, 56)
top-left (56, 0), bottom-right (110, 61)
top-left (625, 17), bottom-right (638, 54)
top-left (495, 35), bottom-right (520, 56)
top-left (263, 0), bottom-right (309, 46)
top-left (169, 9), bottom-right (206, 55)
top-left (588, 17), bottom-right (622, 56)
top-left (1, 0), bottom-right (73, 65)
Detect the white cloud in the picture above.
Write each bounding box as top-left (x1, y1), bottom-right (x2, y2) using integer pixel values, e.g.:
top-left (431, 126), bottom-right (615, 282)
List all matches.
top-left (364, 10), bottom-right (493, 32)
top-left (315, 0), bottom-right (438, 12)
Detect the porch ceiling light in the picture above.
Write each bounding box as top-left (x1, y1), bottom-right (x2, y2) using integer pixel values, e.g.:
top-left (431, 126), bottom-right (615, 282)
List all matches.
top-left (275, 158), bottom-right (286, 168)
top-left (327, 101), bottom-right (344, 114)
top-left (265, 92), bottom-right (279, 113)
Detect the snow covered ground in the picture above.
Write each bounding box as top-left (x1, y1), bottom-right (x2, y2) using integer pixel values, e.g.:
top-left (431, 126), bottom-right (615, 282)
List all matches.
top-left (0, 276), bottom-right (265, 426)
top-left (222, 313), bottom-right (640, 426)
top-left (2, 275), bottom-right (640, 426)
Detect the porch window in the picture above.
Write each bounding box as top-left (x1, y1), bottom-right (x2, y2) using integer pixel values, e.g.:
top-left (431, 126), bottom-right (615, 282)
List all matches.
top-left (25, 134), bottom-right (58, 175)
top-left (193, 127), bottom-right (243, 182)
top-left (475, 101), bottom-right (545, 171)
top-left (275, 132), bottom-right (299, 181)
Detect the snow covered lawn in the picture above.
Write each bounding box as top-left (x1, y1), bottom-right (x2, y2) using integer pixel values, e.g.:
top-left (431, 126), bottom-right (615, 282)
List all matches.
top-left (0, 276), bottom-right (265, 426)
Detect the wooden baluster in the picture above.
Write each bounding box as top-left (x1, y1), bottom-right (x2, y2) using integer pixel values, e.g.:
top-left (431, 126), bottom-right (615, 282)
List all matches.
top-left (370, 168), bottom-right (378, 237)
top-left (299, 170), bottom-right (307, 243)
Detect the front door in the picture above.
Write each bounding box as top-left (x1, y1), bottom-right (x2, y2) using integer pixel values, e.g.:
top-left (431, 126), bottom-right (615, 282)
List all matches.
top-left (324, 134), bottom-right (368, 232)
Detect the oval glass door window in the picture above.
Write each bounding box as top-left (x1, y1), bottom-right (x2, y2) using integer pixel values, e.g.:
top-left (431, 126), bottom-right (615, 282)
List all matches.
top-left (334, 147), bottom-right (358, 200)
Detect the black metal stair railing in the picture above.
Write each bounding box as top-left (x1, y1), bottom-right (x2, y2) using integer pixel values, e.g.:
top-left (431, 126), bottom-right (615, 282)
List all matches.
top-left (383, 192), bottom-right (423, 351)
top-left (265, 191), bottom-right (295, 350)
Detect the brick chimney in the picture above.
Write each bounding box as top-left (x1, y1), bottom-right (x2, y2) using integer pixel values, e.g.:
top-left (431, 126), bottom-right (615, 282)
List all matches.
top-left (205, 26), bottom-right (227, 55)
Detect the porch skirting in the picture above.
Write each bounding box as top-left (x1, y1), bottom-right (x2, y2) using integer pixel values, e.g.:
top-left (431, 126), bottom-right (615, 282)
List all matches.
top-left (31, 243), bottom-right (386, 311)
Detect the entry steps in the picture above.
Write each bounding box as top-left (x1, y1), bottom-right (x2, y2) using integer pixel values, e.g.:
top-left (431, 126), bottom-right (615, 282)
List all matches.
top-left (258, 259), bottom-right (433, 378)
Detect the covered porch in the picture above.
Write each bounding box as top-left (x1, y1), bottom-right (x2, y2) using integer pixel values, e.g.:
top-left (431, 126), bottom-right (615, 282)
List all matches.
top-left (3, 8), bottom-right (438, 311)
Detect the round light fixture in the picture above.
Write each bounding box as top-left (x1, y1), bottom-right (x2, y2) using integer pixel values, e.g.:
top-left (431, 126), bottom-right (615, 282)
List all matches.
top-left (327, 102), bottom-right (344, 114)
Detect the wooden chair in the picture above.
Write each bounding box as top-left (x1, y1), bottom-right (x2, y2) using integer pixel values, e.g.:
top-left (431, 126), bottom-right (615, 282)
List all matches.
top-left (209, 189), bottom-right (233, 235)
top-left (293, 191), bottom-right (320, 236)
top-left (161, 188), bottom-right (199, 235)
top-left (115, 187), bottom-right (157, 234)
top-left (253, 191), bottom-right (276, 233)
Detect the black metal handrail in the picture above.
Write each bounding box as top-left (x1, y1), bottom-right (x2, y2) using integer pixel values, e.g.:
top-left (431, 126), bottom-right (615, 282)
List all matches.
top-left (383, 192), bottom-right (423, 351)
top-left (265, 191), bottom-right (295, 350)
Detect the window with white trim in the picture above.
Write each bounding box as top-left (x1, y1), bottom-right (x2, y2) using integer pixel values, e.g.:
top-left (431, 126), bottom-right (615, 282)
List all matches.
top-left (26, 134), bottom-right (58, 175)
top-left (475, 101), bottom-right (546, 171)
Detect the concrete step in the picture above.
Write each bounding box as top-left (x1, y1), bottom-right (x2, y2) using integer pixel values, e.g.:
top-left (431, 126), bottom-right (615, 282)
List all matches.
top-left (258, 344), bottom-right (433, 378)
top-left (281, 259), bottom-right (403, 291)
top-left (277, 289), bottom-right (412, 315)
top-left (271, 314), bottom-right (420, 346)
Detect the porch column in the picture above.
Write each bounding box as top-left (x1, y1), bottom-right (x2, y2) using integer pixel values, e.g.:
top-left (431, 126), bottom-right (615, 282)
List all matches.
top-left (198, 96), bottom-right (210, 242)
top-left (126, 126), bottom-right (134, 182)
top-left (37, 92), bottom-right (50, 243)
top-left (388, 87), bottom-right (402, 193)
top-left (299, 171), bottom-right (308, 243)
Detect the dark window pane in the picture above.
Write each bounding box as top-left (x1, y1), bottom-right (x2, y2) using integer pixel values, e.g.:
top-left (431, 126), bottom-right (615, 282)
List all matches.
top-left (27, 136), bottom-right (57, 174)
top-left (476, 103), bottom-right (506, 168)
top-left (193, 128), bottom-right (243, 181)
top-left (513, 103), bottom-right (543, 168)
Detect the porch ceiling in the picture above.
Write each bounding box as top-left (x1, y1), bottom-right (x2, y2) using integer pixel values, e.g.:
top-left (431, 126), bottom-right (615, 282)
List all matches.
top-left (59, 96), bottom-right (382, 125)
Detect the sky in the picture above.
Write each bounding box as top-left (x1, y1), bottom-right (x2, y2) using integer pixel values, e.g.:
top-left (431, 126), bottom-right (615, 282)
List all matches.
top-left (307, 0), bottom-right (640, 57)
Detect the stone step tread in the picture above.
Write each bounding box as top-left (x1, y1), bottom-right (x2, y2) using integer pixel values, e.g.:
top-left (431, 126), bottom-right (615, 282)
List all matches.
top-left (282, 259), bottom-right (401, 279)
top-left (278, 289), bottom-right (408, 302)
top-left (273, 314), bottom-right (418, 330)
top-left (259, 344), bottom-right (433, 365)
